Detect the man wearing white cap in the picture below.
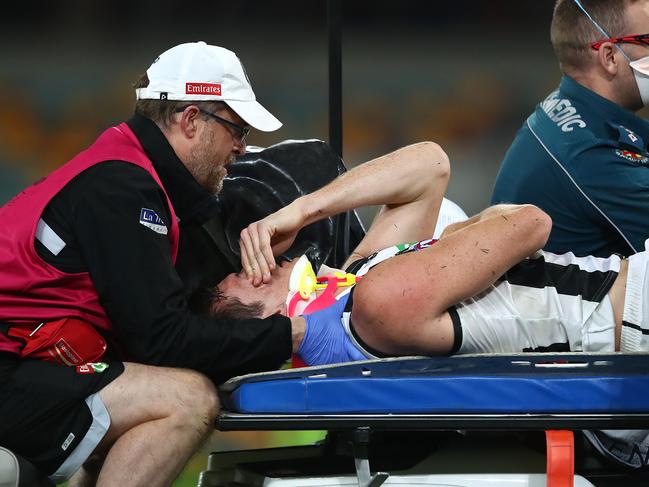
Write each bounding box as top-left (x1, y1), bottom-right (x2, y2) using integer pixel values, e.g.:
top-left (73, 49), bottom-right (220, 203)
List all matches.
top-left (0, 41), bottom-right (307, 486)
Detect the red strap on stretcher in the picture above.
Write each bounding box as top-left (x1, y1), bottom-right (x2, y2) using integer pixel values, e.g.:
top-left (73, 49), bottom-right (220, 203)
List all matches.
top-left (546, 430), bottom-right (574, 487)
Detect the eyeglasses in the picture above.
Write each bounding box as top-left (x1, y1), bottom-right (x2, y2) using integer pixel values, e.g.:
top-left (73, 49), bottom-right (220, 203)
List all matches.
top-left (591, 33), bottom-right (649, 50)
top-left (200, 109), bottom-right (250, 144)
top-left (175, 106), bottom-right (250, 144)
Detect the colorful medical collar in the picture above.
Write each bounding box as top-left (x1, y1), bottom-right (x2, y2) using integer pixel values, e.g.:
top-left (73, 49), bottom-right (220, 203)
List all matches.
top-left (285, 254), bottom-right (360, 317)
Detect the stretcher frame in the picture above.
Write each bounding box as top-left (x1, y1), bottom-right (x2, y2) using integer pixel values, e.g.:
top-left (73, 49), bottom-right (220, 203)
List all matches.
top-left (212, 353), bottom-right (649, 487)
top-left (218, 354), bottom-right (649, 431)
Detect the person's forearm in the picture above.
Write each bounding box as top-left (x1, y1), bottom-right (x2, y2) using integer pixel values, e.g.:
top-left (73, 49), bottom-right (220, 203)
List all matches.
top-left (296, 142), bottom-right (449, 227)
top-left (440, 204), bottom-right (527, 239)
top-left (430, 204), bottom-right (552, 312)
top-left (239, 141), bottom-right (449, 285)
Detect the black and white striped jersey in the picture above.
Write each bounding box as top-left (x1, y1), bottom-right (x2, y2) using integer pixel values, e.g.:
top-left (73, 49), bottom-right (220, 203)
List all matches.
top-left (453, 249), bottom-right (621, 353)
top-left (346, 238), bottom-right (622, 354)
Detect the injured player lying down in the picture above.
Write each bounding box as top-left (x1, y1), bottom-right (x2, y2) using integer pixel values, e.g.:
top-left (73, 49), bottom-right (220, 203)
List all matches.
top-left (212, 142), bottom-right (646, 366)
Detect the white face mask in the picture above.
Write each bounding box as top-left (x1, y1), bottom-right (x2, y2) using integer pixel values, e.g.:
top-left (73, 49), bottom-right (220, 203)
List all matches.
top-left (629, 55), bottom-right (649, 107)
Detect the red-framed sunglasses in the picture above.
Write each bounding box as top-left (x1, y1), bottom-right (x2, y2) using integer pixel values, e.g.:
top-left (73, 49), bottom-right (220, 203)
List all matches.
top-left (591, 33), bottom-right (649, 50)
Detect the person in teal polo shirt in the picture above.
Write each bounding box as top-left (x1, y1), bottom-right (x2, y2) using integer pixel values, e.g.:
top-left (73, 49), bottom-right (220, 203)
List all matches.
top-left (492, 0), bottom-right (649, 257)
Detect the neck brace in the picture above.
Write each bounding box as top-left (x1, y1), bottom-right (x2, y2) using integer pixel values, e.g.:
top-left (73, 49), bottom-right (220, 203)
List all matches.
top-left (285, 254), bottom-right (359, 317)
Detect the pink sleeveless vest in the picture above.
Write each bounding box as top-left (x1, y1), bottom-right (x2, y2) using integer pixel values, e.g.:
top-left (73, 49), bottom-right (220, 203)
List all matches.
top-left (0, 123), bottom-right (179, 354)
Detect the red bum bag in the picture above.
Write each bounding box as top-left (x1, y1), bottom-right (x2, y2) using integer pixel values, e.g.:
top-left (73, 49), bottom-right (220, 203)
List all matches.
top-left (8, 318), bottom-right (107, 366)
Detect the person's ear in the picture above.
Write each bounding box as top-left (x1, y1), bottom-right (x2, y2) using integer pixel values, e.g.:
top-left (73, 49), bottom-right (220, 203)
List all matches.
top-left (176, 105), bottom-right (201, 139)
top-left (597, 42), bottom-right (622, 77)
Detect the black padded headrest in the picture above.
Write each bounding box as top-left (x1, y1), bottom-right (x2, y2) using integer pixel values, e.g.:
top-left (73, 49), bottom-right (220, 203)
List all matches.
top-left (217, 139), bottom-right (365, 269)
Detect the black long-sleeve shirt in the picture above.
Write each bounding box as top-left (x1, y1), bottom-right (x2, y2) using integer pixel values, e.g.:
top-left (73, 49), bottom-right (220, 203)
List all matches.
top-left (34, 114), bottom-right (291, 384)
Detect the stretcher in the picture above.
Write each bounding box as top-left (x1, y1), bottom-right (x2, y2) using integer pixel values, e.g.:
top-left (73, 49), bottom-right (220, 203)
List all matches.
top-left (199, 353), bottom-right (649, 487)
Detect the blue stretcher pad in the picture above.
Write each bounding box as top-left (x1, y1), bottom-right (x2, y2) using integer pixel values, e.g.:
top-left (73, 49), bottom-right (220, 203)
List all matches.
top-left (218, 354), bottom-right (649, 431)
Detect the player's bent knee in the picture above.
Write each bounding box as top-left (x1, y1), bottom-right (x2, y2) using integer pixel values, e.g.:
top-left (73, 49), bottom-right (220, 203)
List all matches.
top-left (518, 204), bottom-right (553, 247)
top-left (415, 141), bottom-right (450, 179)
top-left (424, 141), bottom-right (450, 167)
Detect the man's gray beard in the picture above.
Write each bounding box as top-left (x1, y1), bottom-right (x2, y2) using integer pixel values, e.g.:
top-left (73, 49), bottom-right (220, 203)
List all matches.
top-left (189, 159), bottom-right (222, 194)
top-left (211, 156), bottom-right (235, 194)
top-left (213, 178), bottom-right (224, 195)
top-left (187, 131), bottom-right (227, 194)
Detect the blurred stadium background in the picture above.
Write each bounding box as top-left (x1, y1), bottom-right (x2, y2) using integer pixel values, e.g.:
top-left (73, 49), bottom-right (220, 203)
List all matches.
top-left (1, 1), bottom-right (559, 485)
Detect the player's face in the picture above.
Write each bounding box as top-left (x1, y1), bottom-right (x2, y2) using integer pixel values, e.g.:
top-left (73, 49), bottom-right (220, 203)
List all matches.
top-left (215, 260), bottom-right (296, 318)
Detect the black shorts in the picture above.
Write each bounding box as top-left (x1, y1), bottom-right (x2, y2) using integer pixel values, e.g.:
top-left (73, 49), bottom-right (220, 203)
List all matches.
top-left (0, 354), bottom-right (124, 482)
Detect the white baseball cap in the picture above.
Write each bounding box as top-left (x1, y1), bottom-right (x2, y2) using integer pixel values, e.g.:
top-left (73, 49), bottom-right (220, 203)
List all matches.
top-left (136, 41), bottom-right (282, 132)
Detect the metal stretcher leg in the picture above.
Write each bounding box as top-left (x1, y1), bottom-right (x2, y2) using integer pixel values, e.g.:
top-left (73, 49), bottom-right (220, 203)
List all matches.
top-left (546, 430), bottom-right (574, 487)
top-left (352, 428), bottom-right (389, 487)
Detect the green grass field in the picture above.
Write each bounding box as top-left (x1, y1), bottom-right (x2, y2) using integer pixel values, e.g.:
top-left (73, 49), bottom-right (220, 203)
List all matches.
top-left (173, 430), bottom-right (326, 487)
